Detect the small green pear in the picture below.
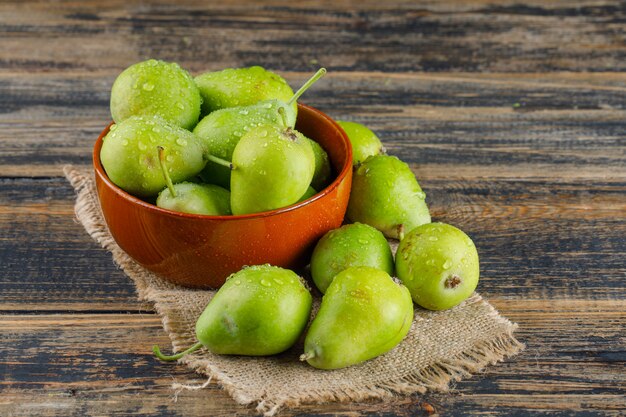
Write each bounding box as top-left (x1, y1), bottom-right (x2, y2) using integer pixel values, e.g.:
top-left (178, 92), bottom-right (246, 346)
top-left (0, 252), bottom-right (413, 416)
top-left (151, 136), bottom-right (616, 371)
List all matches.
top-left (336, 120), bottom-right (383, 165)
top-left (155, 147), bottom-right (231, 215)
top-left (156, 183), bottom-right (231, 215)
top-left (230, 113), bottom-right (315, 215)
top-left (396, 223), bottom-right (479, 310)
top-left (310, 223), bottom-right (394, 293)
top-left (304, 137), bottom-right (332, 190)
top-left (194, 69), bottom-right (326, 188)
top-left (347, 155), bottom-right (431, 239)
top-left (195, 66), bottom-right (296, 117)
top-left (100, 115), bottom-right (205, 197)
top-left (301, 266), bottom-right (414, 370)
top-left (153, 265), bottom-right (312, 359)
top-left (110, 59), bottom-right (201, 130)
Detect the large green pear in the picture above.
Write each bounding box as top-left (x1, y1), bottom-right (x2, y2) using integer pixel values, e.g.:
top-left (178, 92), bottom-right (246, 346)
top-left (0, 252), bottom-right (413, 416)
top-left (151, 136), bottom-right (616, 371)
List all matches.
top-left (230, 123), bottom-right (315, 215)
top-left (195, 265), bottom-right (312, 355)
top-left (153, 265), bottom-right (313, 360)
top-left (195, 66), bottom-right (296, 117)
top-left (310, 223), bottom-right (394, 293)
top-left (396, 223), bottom-right (479, 310)
top-left (110, 59), bottom-right (201, 129)
top-left (301, 266), bottom-right (414, 370)
top-left (100, 115), bottom-right (205, 197)
top-left (193, 100), bottom-right (295, 188)
top-left (347, 155), bottom-right (431, 239)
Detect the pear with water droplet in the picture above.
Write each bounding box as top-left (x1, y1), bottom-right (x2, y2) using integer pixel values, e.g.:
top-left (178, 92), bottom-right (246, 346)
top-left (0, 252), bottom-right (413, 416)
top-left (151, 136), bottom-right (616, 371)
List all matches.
top-left (229, 109), bottom-right (315, 215)
top-left (194, 69), bottom-right (326, 188)
top-left (194, 100), bottom-right (294, 188)
top-left (347, 155), bottom-right (431, 239)
top-left (336, 120), bottom-right (384, 166)
top-left (301, 266), bottom-right (413, 370)
top-left (110, 59), bottom-right (201, 129)
top-left (305, 137), bottom-right (332, 190)
top-left (195, 66), bottom-right (296, 117)
top-left (155, 147), bottom-right (231, 215)
top-left (100, 115), bottom-right (205, 197)
top-left (310, 223), bottom-right (394, 293)
top-left (153, 265), bottom-right (312, 359)
top-left (396, 223), bottom-right (479, 310)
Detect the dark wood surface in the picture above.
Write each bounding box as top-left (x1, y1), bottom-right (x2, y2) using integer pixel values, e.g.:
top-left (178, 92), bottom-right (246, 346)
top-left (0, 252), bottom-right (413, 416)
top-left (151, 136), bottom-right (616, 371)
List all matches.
top-left (1, 1), bottom-right (625, 416)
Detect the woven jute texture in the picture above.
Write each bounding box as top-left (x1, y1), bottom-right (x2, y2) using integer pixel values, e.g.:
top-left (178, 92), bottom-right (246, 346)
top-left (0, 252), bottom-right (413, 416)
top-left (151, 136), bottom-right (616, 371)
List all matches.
top-left (65, 166), bottom-right (524, 416)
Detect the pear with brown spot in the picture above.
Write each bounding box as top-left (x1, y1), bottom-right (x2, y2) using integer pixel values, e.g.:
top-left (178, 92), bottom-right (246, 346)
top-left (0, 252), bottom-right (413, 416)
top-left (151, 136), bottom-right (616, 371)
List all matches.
top-left (395, 222), bottom-right (480, 310)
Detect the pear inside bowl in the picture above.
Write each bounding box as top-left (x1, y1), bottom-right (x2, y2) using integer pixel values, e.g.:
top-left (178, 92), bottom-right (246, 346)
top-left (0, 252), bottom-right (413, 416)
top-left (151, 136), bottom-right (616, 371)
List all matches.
top-left (93, 103), bottom-right (353, 288)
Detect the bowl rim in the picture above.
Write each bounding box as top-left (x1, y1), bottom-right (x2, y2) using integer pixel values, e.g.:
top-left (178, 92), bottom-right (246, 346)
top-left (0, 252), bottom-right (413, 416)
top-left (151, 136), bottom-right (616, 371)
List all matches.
top-left (93, 103), bottom-right (353, 221)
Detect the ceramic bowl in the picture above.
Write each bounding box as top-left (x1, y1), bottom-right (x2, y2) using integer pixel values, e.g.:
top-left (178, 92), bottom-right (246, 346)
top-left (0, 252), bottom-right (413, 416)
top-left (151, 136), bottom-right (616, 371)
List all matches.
top-left (93, 104), bottom-right (352, 288)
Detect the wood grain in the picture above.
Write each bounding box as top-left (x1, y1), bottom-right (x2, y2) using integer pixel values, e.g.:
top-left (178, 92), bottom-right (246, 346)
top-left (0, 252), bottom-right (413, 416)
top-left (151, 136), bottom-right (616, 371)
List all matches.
top-left (0, 0), bottom-right (624, 415)
top-left (1, 72), bottom-right (626, 179)
top-left (1, 299), bottom-right (624, 416)
top-left (1, 0), bottom-right (626, 73)
top-left (0, 176), bottom-right (623, 310)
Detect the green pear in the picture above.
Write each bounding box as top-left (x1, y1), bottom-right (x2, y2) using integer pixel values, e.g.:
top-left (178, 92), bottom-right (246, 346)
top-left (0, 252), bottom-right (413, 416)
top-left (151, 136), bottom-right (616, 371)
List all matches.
top-left (156, 183), bottom-right (230, 215)
top-left (301, 266), bottom-right (414, 370)
top-left (194, 69), bottom-right (326, 188)
top-left (195, 66), bottom-right (296, 117)
top-left (297, 186), bottom-right (317, 203)
top-left (310, 223), bottom-right (394, 293)
top-left (100, 115), bottom-right (205, 197)
top-left (155, 147), bottom-right (231, 215)
top-left (230, 113), bottom-right (315, 215)
top-left (193, 100), bottom-right (294, 188)
top-left (336, 120), bottom-right (384, 165)
top-left (304, 137), bottom-right (332, 190)
top-left (153, 265), bottom-right (312, 359)
top-left (347, 155), bottom-right (431, 239)
top-left (396, 223), bottom-right (479, 310)
top-left (110, 59), bottom-right (201, 130)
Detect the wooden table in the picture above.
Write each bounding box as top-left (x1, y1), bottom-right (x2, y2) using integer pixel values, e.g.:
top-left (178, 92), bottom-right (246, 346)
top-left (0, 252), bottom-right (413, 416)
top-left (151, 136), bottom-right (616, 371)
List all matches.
top-left (1, 1), bottom-right (624, 415)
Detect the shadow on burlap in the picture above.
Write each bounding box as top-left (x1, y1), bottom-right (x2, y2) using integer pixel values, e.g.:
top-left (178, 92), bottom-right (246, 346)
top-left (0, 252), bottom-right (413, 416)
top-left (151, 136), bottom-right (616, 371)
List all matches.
top-left (64, 166), bottom-right (524, 416)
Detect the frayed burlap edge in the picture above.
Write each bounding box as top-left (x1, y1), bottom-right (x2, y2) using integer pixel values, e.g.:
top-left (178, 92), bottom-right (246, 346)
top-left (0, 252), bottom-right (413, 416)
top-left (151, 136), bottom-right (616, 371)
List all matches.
top-left (184, 320), bottom-right (524, 416)
top-left (64, 165), bottom-right (524, 416)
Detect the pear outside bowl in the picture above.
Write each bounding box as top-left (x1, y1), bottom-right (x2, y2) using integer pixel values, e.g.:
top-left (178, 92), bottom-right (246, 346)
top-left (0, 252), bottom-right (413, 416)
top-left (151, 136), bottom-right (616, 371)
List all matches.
top-left (93, 103), bottom-right (353, 288)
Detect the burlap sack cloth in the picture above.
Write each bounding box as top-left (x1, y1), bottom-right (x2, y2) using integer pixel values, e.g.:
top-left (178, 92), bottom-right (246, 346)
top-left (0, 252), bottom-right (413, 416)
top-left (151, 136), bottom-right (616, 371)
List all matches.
top-left (64, 166), bottom-right (524, 416)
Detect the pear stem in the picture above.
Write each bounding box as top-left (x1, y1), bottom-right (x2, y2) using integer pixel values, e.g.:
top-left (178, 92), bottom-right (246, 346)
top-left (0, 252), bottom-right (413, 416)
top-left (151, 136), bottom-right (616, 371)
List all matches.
top-left (206, 154), bottom-right (235, 170)
top-left (153, 341), bottom-right (203, 362)
top-left (277, 107), bottom-right (289, 129)
top-left (299, 352), bottom-right (315, 362)
top-left (287, 68), bottom-right (327, 107)
top-left (157, 146), bottom-right (176, 198)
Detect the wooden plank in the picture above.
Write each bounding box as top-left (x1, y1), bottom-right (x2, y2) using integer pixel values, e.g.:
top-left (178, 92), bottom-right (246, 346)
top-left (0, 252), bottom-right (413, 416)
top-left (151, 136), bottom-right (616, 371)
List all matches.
top-left (0, 177), bottom-right (623, 310)
top-left (1, 1), bottom-right (626, 74)
top-left (0, 299), bottom-right (623, 415)
top-left (1, 72), bottom-right (625, 179)
top-left (1, 1), bottom-right (625, 415)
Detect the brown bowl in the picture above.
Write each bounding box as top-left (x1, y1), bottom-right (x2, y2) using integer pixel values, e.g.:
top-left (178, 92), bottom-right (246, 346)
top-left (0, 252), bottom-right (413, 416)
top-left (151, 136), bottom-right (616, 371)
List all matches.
top-left (93, 103), bottom-right (353, 288)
